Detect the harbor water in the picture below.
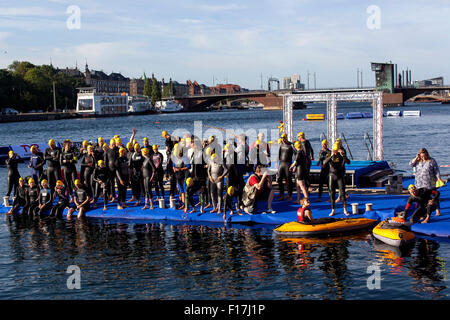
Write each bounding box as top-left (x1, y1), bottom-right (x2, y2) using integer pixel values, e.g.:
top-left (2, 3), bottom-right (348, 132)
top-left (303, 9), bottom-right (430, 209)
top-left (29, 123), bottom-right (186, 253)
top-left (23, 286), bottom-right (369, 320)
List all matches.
top-left (1, 102), bottom-right (450, 300)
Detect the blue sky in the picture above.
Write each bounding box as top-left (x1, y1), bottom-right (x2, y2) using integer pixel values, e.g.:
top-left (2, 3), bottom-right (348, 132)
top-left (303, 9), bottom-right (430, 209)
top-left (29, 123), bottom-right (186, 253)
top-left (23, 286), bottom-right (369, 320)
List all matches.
top-left (1, 0), bottom-right (449, 89)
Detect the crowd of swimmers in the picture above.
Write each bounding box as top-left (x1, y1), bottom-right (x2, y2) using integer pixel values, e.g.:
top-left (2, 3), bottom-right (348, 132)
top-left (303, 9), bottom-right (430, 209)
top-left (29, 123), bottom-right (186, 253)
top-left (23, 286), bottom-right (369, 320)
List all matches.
top-left (3, 127), bottom-right (443, 223)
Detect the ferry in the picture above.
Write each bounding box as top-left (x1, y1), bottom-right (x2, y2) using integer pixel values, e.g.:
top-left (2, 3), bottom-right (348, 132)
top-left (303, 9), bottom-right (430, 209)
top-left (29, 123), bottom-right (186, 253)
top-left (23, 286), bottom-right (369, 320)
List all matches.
top-left (155, 100), bottom-right (183, 113)
top-left (128, 95), bottom-right (159, 115)
top-left (76, 87), bottom-right (128, 117)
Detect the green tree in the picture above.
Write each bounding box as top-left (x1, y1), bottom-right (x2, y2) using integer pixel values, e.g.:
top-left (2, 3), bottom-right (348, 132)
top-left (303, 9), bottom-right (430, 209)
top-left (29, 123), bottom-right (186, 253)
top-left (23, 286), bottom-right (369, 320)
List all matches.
top-left (151, 76), bottom-right (161, 105)
top-left (143, 77), bottom-right (152, 98)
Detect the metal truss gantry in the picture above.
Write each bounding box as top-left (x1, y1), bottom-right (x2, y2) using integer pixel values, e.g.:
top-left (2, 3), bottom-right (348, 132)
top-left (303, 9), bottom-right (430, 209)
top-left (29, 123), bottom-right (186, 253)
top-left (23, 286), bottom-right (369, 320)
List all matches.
top-left (282, 91), bottom-right (384, 160)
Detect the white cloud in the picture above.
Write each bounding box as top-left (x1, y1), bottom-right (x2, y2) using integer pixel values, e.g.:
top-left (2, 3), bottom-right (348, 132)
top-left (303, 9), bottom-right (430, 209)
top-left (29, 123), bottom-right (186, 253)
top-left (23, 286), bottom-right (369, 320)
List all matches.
top-left (177, 18), bottom-right (202, 24)
top-left (196, 4), bottom-right (247, 12)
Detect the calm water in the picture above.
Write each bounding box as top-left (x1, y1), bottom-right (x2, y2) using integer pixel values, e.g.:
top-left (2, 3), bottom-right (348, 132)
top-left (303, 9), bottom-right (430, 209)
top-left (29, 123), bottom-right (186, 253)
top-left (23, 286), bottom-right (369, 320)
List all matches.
top-left (1, 102), bottom-right (450, 300)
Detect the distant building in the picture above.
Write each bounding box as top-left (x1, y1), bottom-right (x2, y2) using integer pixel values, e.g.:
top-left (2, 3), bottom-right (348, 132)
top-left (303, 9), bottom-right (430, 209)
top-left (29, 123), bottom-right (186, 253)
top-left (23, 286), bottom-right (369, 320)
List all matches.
top-left (210, 83), bottom-right (242, 94)
top-left (84, 63), bottom-right (130, 94)
top-left (130, 78), bottom-right (145, 96)
top-left (414, 77), bottom-right (444, 87)
top-left (281, 74), bottom-right (304, 90)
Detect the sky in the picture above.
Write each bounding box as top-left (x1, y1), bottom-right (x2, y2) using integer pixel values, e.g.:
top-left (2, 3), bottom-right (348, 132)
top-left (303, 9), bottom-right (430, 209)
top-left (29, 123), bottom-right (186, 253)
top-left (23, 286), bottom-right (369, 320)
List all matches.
top-left (0, 0), bottom-right (449, 90)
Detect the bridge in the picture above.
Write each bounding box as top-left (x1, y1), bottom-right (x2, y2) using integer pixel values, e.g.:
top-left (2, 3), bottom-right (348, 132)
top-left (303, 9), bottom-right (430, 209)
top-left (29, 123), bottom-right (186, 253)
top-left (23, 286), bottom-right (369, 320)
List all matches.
top-left (163, 90), bottom-right (288, 111)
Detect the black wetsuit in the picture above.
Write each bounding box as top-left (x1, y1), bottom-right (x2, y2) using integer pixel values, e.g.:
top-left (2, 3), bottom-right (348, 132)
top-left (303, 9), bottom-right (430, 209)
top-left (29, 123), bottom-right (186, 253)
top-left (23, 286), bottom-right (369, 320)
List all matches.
top-left (142, 156), bottom-right (156, 204)
top-left (317, 148), bottom-right (331, 199)
top-left (81, 153), bottom-right (96, 197)
top-left (293, 148), bottom-right (308, 182)
top-left (406, 188), bottom-right (440, 223)
top-left (152, 151), bottom-right (165, 198)
top-left (60, 148), bottom-right (78, 196)
top-left (277, 141), bottom-right (294, 197)
top-left (44, 147), bottom-right (62, 191)
top-left (93, 166), bottom-right (110, 206)
top-left (186, 149), bottom-right (207, 208)
top-left (129, 151), bottom-right (144, 202)
top-left (29, 152), bottom-right (44, 184)
top-left (73, 186), bottom-right (90, 212)
top-left (115, 156), bottom-right (130, 204)
top-left (50, 186), bottom-right (69, 218)
top-left (104, 147), bottom-right (118, 200)
top-left (165, 136), bottom-right (176, 198)
top-left (10, 184), bottom-right (27, 215)
top-left (224, 150), bottom-right (245, 211)
top-left (301, 139), bottom-right (314, 187)
top-left (34, 187), bottom-right (53, 217)
top-left (5, 155), bottom-right (22, 197)
top-left (23, 185), bottom-right (40, 216)
top-left (323, 152), bottom-right (350, 209)
top-left (250, 142), bottom-right (271, 170)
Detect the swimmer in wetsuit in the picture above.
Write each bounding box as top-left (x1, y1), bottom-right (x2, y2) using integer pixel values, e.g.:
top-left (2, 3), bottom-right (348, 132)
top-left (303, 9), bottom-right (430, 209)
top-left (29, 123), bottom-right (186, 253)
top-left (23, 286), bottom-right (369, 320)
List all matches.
top-left (7, 177), bottom-right (26, 216)
top-left (50, 180), bottom-right (69, 219)
top-left (208, 153), bottom-right (227, 214)
top-left (290, 141), bottom-right (309, 203)
top-left (44, 139), bottom-right (62, 192)
top-left (28, 146), bottom-right (44, 185)
top-left (93, 160), bottom-right (110, 211)
top-left (317, 139), bottom-right (331, 202)
top-left (151, 145), bottom-right (165, 202)
top-left (324, 143), bottom-right (350, 216)
top-left (60, 139), bottom-right (78, 200)
top-left (277, 133), bottom-right (294, 201)
top-left (80, 145), bottom-right (96, 197)
top-left (115, 147), bottom-right (130, 210)
top-left (5, 150), bottom-right (22, 200)
top-left (67, 179), bottom-right (91, 219)
top-left (23, 178), bottom-right (39, 217)
top-left (142, 147), bottom-right (156, 210)
top-left (128, 143), bottom-right (144, 206)
top-left (34, 179), bottom-right (53, 218)
top-left (404, 184), bottom-right (440, 224)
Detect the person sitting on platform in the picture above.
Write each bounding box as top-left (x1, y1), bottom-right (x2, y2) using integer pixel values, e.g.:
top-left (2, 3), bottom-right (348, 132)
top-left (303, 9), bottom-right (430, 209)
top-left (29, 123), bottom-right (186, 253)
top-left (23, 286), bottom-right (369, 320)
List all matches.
top-left (242, 165), bottom-right (275, 214)
top-left (404, 184), bottom-right (440, 224)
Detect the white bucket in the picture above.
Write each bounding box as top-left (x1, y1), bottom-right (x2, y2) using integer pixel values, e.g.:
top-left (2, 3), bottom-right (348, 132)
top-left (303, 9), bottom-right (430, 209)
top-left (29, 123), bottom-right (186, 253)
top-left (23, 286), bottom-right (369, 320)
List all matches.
top-left (351, 203), bottom-right (359, 215)
top-left (169, 198), bottom-right (176, 208)
top-left (158, 198), bottom-right (165, 209)
top-left (3, 196), bottom-right (11, 207)
top-left (365, 203), bottom-right (373, 212)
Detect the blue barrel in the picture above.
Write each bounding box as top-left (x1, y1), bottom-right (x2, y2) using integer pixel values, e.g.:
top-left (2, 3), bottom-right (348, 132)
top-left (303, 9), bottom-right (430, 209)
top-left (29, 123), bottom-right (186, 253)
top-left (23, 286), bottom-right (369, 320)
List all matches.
top-left (346, 112), bottom-right (364, 119)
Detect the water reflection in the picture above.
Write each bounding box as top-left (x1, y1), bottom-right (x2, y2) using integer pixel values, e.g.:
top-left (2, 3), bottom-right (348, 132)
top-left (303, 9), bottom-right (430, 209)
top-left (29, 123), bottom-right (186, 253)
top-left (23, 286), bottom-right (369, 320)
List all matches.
top-left (2, 216), bottom-right (449, 299)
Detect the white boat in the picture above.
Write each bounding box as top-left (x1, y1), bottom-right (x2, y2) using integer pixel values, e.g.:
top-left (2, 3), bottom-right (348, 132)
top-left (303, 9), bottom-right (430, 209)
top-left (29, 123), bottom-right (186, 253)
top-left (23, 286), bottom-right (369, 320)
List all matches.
top-left (128, 96), bottom-right (158, 114)
top-left (386, 110), bottom-right (402, 117)
top-left (76, 87), bottom-right (128, 116)
top-left (402, 110), bottom-right (421, 117)
top-left (156, 100), bottom-right (183, 113)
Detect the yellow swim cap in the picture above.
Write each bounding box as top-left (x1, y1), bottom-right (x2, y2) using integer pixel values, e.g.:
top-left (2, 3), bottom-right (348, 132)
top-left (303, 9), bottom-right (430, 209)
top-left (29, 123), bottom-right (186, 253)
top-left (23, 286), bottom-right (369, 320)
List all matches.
top-left (281, 133), bottom-right (287, 138)
top-left (143, 137), bottom-right (149, 142)
top-left (134, 143), bottom-right (140, 150)
top-left (115, 137), bottom-right (122, 145)
top-left (297, 132), bottom-right (305, 137)
top-left (152, 144), bottom-right (159, 150)
top-left (82, 140), bottom-right (88, 147)
top-left (56, 180), bottom-right (63, 186)
top-left (119, 147), bottom-right (126, 155)
top-left (227, 186), bottom-right (235, 196)
top-left (162, 131), bottom-right (168, 137)
top-left (8, 150), bottom-right (14, 156)
top-left (186, 177), bottom-right (193, 187)
top-left (322, 139), bottom-right (328, 145)
top-left (74, 179), bottom-right (81, 186)
top-left (294, 141), bottom-right (301, 149)
top-left (41, 179), bottom-right (48, 186)
top-left (48, 139), bottom-right (55, 147)
top-left (408, 184), bottom-right (416, 190)
top-left (332, 143), bottom-right (339, 151)
top-left (28, 178), bottom-right (35, 185)
top-left (278, 138), bottom-right (282, 144)
top-left (205, 147), bottom-right (211, 155)
top-left (142, 148), bottom-right (149, 155)
top-left (98, 159), bottom-right (104, 166)
top-left (211, 153), bottom-right (216, 159)
top-left (256, 140), bottom-right (260, 145)
top-left (87, 145), bottom-right (93, 151)
top-left (126, 142), bottom-right (133, 149)
top-left (30, 145), bottom-right (37, 153)
top-left (19, 177), bottom-right (24, 183)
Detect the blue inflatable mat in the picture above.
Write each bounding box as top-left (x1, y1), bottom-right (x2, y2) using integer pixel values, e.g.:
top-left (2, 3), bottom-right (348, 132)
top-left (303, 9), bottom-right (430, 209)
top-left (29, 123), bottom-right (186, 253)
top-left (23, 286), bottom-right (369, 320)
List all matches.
top-left (1, 181), bottom-right (448, 238)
